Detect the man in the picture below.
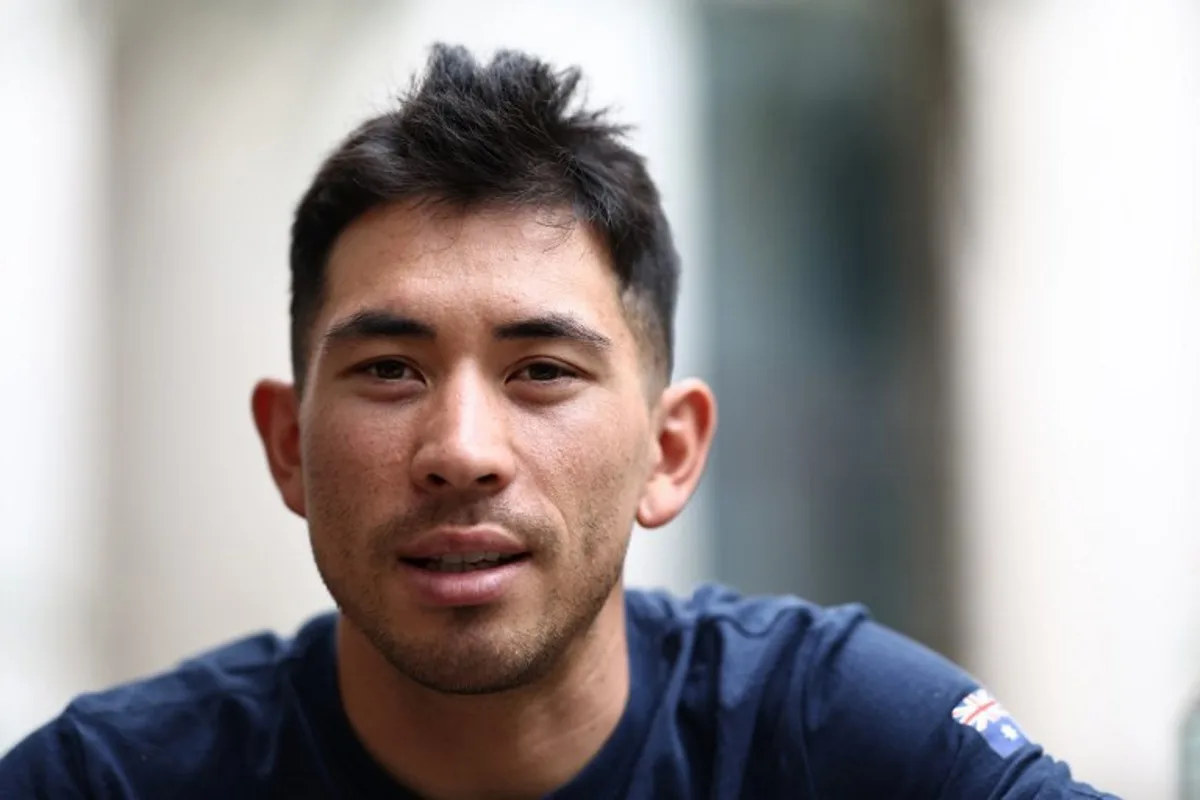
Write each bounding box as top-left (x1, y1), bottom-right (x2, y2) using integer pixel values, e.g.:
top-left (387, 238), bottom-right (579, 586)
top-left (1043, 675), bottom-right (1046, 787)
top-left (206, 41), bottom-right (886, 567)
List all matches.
top-left (1, 44), bottom-right (1114, 799)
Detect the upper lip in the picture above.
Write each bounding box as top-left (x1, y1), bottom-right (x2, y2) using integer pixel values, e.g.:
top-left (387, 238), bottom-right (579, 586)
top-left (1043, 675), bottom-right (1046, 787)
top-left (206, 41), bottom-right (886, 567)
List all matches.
top-left (398, 526), bottom-right (528, 560)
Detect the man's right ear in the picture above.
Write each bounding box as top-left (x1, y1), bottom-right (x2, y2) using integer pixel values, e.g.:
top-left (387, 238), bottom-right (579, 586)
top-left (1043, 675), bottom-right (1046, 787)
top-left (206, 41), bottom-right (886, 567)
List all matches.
top-left (251, 380), bottom-right (306, 518)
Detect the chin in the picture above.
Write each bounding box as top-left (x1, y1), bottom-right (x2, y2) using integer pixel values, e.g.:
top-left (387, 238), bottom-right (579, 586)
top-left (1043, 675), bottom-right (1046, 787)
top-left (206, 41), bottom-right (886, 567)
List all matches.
top-left (387, 631), bottom-right (561, 696)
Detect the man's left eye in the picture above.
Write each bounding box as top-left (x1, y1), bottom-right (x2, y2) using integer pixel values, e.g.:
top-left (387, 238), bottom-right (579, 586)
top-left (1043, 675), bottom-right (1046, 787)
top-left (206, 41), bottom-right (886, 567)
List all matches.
top-left (518, 362), bottom-right (577, 382)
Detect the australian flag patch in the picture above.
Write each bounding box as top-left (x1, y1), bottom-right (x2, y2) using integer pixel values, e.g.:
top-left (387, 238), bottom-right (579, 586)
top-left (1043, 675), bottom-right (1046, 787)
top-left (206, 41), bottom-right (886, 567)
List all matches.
top-left (951, 687), bottom-right (1030, 758)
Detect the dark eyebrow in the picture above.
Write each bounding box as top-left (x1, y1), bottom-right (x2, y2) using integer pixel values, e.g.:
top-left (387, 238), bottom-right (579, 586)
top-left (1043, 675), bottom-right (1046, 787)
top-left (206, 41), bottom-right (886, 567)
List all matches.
top-left (321, 309), bottom-right (611, 353)
top-left (322, 310), bottom-right (436, 349)
top-left (494, 313), bottom-right (612, 351)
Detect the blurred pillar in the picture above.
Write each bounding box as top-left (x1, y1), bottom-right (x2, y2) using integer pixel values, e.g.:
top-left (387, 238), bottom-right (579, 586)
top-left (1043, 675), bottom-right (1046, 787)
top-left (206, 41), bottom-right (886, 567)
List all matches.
top-left (700, 2), bottom-right (959, 657)
top-left (107, 2), bottom-right (354, 680)
top-left (952, 1), bottom-right (1200, 796)
top-left (0, 1), bottom-right (111, 748)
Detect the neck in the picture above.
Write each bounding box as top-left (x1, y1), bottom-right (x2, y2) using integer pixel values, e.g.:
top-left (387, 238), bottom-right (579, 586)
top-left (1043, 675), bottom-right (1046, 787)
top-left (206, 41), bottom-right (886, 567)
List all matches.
top-left (337, 590), bottom-right (630, 800)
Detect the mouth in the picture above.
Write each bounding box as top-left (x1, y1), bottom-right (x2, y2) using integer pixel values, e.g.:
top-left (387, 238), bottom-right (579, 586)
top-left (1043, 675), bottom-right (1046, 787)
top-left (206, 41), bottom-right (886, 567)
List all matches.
top-left (402, 551), bottom-right (531, 574)
top-left (397, 550), bottom-right (533, 607)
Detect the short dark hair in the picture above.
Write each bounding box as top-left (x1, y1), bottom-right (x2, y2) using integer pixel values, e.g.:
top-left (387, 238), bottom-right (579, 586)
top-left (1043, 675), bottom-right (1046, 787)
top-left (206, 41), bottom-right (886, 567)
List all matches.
top-left (288, 43), bottom-right (680, 391)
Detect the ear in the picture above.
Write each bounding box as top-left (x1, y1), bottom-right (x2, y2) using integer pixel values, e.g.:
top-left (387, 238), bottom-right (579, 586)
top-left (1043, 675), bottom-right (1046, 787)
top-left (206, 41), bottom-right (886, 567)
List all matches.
top-left (637, 378), bottom-right (718, 529)
top-left (251, 379), bottom-right (306, 518)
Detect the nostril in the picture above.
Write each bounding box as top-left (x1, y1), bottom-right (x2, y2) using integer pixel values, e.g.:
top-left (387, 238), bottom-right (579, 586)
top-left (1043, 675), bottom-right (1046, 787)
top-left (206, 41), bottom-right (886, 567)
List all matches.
top-left (421, 471), bottom-right (503, 490)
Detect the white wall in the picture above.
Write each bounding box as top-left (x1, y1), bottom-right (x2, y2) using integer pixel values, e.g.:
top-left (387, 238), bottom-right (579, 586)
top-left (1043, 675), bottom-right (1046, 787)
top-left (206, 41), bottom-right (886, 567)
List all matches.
top-left (0, 1), bottom-right (110, 749)
top-left (953, 1), bottom-right (1200, 796)
top-left (106, 1), bottom-right (710, 682)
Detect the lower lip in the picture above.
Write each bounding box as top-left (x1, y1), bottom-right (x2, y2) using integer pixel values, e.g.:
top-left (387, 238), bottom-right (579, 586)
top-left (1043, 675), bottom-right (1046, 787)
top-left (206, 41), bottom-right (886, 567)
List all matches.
top-left (398, 557), bottom-right (530, 607)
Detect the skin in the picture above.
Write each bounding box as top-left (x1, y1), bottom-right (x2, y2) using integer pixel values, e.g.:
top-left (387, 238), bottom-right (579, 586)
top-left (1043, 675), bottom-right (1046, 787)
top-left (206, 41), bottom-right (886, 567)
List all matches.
top-left (252, 202), bottom-right (717, 799)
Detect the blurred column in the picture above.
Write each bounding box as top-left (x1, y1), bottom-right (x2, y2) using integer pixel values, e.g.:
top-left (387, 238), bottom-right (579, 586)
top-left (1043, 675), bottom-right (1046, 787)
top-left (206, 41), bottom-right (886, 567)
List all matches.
top-left (107, 2), bottom-right (353, 680)
top-left (952, 1), bottom-right (1200, 796)
top-left (698, 3), bottom-right (958, 655)
top-left (0, 1), bottom-right (111, 748)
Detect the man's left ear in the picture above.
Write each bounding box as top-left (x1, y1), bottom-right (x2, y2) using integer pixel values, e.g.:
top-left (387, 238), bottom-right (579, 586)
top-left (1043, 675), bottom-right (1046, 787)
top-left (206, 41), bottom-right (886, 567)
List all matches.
top-left (637, 378), bottom-right (718, 529)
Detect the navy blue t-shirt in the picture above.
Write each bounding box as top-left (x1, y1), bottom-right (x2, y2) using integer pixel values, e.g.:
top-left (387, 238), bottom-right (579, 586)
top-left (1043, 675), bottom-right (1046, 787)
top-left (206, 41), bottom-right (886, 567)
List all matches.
top-left (1, 585), bottom-right (1115, 798)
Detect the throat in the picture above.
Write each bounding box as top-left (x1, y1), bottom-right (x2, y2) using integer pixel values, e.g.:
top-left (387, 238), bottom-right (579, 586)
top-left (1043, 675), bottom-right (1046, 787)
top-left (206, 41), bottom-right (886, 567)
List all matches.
top-left (335, 592), bottom-right (631, 799)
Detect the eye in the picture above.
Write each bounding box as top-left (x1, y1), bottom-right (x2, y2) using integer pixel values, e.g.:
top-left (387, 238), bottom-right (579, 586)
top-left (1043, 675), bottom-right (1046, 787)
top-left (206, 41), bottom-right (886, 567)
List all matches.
top-left (514, 361), bottom-right (579, 383)
top-left (363, 359), bottom-right (417, 382)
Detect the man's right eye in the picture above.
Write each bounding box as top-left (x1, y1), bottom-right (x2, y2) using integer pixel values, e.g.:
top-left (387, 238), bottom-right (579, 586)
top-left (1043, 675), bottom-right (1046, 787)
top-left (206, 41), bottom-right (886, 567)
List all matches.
top-left (364, 360), bottom-right (413, 381)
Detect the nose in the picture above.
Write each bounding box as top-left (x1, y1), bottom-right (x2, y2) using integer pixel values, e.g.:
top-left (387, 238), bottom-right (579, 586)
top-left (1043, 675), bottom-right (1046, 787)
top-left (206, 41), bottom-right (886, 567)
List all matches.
top-left (410, 368), bottom-right (515, 495)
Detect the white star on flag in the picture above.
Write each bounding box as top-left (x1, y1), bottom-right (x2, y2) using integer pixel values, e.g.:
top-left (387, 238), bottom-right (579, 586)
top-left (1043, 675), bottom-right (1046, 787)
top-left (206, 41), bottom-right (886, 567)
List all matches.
top-left (1000, 724), bottom-right (1019, 741)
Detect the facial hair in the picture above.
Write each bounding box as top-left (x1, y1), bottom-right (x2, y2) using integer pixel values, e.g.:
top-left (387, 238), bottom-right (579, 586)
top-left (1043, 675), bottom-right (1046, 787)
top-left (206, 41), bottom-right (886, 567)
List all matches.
top-left (314, 491), bottom-right (627, 695)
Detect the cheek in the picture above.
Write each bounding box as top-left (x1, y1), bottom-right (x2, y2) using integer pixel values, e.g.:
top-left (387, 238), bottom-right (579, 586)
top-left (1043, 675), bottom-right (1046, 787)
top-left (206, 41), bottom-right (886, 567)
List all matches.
top-left (302, 401), bottom-right (413, 520)
top-left (519, 396), bottom-right (651, 532)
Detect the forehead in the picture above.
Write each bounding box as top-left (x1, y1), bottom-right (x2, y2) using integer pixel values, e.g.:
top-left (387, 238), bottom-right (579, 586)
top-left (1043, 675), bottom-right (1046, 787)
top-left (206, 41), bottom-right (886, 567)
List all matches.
top-left (319, 203), bottom-right (628, 333)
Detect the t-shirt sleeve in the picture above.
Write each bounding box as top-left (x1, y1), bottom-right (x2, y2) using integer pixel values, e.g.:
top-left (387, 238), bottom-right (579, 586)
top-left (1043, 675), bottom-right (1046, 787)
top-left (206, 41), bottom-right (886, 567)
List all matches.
top-left (784, 605), bottom-right (1121, 799)
top-left (0, 716), bottom-right (91, 800)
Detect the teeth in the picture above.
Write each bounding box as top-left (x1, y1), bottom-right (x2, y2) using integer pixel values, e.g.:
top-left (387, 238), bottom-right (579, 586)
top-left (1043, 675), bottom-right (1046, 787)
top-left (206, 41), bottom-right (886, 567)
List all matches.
top-left (452, 552), bottom-right (504, 564)
top-left (422, 552), bottom-right (516, 573)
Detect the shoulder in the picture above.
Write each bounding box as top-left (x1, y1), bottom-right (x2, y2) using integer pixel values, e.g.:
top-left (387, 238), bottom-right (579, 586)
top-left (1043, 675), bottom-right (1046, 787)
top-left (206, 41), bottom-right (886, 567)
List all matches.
top-left (628, 583), bottom-right (990, 710)
top-left (0, 613), bottom-right (336, 797)
top-left (625, 585), bottom-right (1115, 798)
top-left (65, 619), bottom-right (308, 748)
top-left (628, 582), bottom-right (853, 630)
top-left (626, 582), bottom-right (867, 673)
top-left (786, 607), bottom-right (1117, 798)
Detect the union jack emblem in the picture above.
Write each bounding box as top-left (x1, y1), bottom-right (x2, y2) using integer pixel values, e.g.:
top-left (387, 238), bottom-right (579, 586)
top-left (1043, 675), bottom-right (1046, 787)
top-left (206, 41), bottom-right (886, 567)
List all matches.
top-left (952, 688), bottom-right (1007, 732)
top-left (951, 686), bottom-right (1029, 758)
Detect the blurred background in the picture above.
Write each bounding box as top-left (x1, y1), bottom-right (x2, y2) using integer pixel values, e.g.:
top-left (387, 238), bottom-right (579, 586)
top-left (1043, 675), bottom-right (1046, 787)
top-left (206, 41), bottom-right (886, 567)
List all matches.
top-left (2, 0), bottom-right (1198, 796)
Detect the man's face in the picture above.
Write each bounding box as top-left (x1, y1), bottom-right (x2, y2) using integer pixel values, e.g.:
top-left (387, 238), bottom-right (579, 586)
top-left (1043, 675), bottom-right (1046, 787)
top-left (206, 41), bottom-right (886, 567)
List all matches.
top-left (298, 204), bottom-right (657, 694)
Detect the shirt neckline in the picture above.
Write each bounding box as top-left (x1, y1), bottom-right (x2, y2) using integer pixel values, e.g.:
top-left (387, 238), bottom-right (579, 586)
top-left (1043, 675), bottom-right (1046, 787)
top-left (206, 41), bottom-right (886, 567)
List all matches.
top-left (291, 592), bottom-right (666, 799)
